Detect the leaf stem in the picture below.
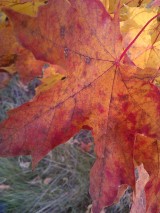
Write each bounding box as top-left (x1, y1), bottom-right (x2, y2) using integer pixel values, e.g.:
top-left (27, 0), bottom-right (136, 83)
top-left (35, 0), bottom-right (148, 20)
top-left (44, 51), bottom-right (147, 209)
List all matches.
top-left (119, 13), bottom-right (160, 62)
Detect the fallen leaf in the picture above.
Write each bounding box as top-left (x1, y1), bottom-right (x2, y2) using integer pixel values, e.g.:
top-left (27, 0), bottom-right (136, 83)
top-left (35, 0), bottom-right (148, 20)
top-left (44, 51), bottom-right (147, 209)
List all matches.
top-left (0, 0), bottom-right (46, 16)
top-left (0, 184), bottom-right (10, 191)
top-left (100, 0), bottom-right (151, 14)
top-left (0, 18), bottom-right (18, 68)
top-left (130, 164), bottom-right (149, 213)
top-left (121, 6), bottom-right (160, 70)
top-left (0, 17), bottom-right (50, 83)
top-left (43, 177), bottom-right (52, 185)
top-left (134, 134), bottom-right (160, 212)
top-left (0, 0), bottom-right (160, 212)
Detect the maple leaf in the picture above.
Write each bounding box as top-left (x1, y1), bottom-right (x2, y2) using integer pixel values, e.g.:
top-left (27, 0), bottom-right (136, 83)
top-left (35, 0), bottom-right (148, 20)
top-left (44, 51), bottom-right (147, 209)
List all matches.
top-left (130, 164), bottom-right (149, 213)
top-left (0, 0), bottom-right (46, 16)
top-left (0, 16), bottom-right (17, 68)
top-left (121, 6), bottom-right (160, 70)
top-left (0, 0), bottom-right (160, 212)
top-left (100, 0), bottom-right (151, 14)
top-left (133, 134), bottom-right (160, 212)
top-left (0, 16), bottom-right (50, 83)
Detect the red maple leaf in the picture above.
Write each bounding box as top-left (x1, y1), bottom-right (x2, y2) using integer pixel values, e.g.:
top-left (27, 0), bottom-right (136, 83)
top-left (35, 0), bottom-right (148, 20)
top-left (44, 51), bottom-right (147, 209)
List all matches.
top-left (0, 0), bottom-right (160, 212)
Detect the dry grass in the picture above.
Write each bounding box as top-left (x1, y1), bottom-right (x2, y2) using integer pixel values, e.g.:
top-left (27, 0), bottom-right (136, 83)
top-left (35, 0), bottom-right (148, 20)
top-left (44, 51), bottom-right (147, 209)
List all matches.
top-left (0, 143), bottom-right (95, 213)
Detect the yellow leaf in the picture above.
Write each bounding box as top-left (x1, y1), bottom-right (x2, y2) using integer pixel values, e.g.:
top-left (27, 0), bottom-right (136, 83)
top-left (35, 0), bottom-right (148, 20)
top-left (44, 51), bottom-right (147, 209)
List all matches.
top-left (100, 0), bottom-right (109, 11)
top-left (36, 65), bottom-right (63, 95)
top-left (121, 6), bottom-right (160, 70)
top-left (100, 0), bottom-right (151, 14)
top-left (0, 0), bottom-right (46, 16)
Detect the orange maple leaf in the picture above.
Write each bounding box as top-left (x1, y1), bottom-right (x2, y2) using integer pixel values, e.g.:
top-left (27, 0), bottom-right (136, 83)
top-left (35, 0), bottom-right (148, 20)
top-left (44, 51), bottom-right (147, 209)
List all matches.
top-left (0, 16), bottom-right (50, 84)
top-left (0, 0), bottom-right (160, 212)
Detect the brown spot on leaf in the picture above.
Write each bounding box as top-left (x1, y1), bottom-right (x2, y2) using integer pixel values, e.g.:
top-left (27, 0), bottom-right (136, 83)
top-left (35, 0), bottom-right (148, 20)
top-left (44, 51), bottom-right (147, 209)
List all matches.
top-left (85, 56), bottom-right (91, 64)
top-left (64, 47), bottom-right (69, 58)
top-left (60, 26), bottom-right (65, 38)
